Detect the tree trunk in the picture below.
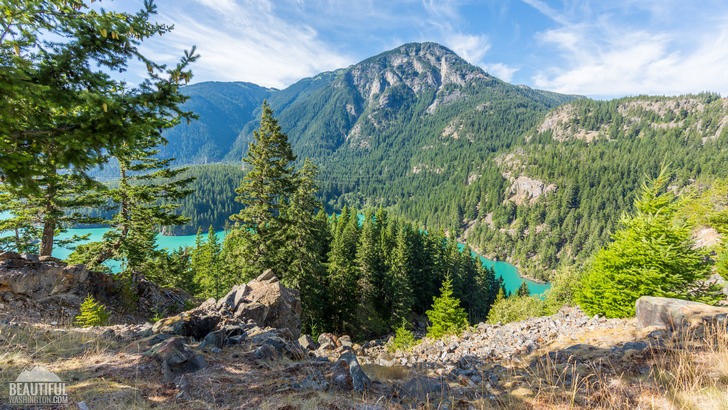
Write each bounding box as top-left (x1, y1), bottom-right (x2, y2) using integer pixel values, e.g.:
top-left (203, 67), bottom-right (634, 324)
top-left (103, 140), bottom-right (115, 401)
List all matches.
top-left (40, 219), bottom-right (55, 256)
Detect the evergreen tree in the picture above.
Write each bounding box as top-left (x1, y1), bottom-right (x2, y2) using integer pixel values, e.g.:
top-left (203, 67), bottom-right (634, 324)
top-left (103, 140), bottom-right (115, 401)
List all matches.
top-left (387, 225), bottom-right (415, 327)
top-left (356, 208), bottom-right (388, 334)
top-left (326, 207), bottom-right (360, 334)
top-left (74, 295), bottom-right (110, 327)
top-left (516, 281), bottom-right (531, 297)
top-left (230, 101), bottom-right (297, 279)
top-left (1, 1), bottom-right (196, 256)
top-left (192, 226), bottom-right (226, 299)
top-left (0, 185), bottom-right (41, 253)
top-left (426, 277), bottom-right (469, 339)
top-left (279, 159), bottom-right (330, 331)
top-left (577, 169), bottom-right (714, 317)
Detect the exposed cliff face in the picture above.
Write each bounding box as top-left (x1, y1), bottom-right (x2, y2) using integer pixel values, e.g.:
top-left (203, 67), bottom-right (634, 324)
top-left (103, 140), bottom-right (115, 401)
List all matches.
top-left (346, 42), bottom-right (490, 110)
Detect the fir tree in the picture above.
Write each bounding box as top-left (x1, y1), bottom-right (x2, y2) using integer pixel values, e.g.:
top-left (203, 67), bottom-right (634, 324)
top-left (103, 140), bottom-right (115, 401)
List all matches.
top-left (426, 277), bottom-right (469, 339)
top-left (1, 0), bottom-right (197, 255)
top-left (279, 159), bottom-right (330, 331)
top-left (192, 226), bottom-right (226, 299)
top-left (516, 281), bottom-right (531, 297)
top-left (230, 101), bottom-right (297, 279)
top-left (577, 168), bottom-right (714, 317)
top-left (74, 295), bottom-right (110, 327)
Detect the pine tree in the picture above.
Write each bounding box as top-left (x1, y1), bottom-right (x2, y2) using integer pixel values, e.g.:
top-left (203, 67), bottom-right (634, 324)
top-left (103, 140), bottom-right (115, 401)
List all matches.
top-left (74, 295), bottom-right (110, 327)
top-left (230, 101), bottom-right (297, 279)
top-left (279, 159), bottom-right (330, 330)
top-left (1, 1), bottom-right (197, 254)
top-left (577, 168), bottom-right (713, 317)
top-left (326, 207), bottom-right (360, 334)
top-left (387, 225), bottom-right (415, 327)
top-left (516, 281), bottom-right (531, 297)
top-left (426, 277), bottom-right (469, 339)
top-left (356, 208), bottom-right (388, 333)
top-left (192, 226), bottom-right (226, 299)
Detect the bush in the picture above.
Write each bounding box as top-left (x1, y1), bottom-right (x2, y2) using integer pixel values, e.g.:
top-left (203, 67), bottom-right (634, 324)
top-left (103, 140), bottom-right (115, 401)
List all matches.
top-left (74, 295), bottom-right (110, 327)
top-left (543, 266), bottom-right (583, 315)
top-left (387, 320), bottom-right (418, 352)
top-left (487, 295), bottom-right (546, 324)
top-left (576, 169), bottom-right (713, 318)
top-left (426, 278), bottom-right (469, 339)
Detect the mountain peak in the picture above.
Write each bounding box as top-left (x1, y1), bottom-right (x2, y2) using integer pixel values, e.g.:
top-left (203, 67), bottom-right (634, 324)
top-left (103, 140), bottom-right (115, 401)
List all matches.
top-left (342, 42), bottom-right (492, 115)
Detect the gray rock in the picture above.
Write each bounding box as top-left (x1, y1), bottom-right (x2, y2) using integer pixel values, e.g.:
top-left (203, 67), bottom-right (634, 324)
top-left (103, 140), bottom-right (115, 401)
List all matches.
top-left (146, 337), bottom-right (206, 382)
top-left (401, 376), bottom-right (449, 400)
top-left (298, 334), bottom-right (318, 350)
top-left (331, 352), bottom-right (371, 392)
top-left (198, 330), bottom-right (223, 350)
top-left (215, 284), bottom-right (248, 312)
top-left (252, 343), bottom-right (279, 360)
top-left (636, 296), bottom-right (728, 330)
top-left (292, 369), bottom-right (329, 391)
top-left (152, 311), bottom-right (220, 340)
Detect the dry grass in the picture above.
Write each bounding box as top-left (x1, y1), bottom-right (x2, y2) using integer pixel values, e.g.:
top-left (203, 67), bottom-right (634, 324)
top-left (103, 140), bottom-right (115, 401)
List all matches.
top-left (1, 321), bottom-right (726, 409)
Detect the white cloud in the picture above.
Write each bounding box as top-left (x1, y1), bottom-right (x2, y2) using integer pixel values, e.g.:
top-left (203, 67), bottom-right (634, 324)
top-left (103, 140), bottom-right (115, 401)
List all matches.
top-left (526, 2), bottom-right (728, 97)
top-left (443, 32), bottom-right (491, 66)
top-left (141, 0), bottom-right (351, 88)
top-left (483, 63), bottom-right (519, 82)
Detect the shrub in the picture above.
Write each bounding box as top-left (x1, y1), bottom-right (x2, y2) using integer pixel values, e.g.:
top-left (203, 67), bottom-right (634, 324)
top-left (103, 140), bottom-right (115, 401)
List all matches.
top-left (543, 266), bottom-right (583, 315)
top-left (576, 169), bottom-right (713, 318)
top-left (426, 278), bottom-right (468, 339)
top-left (487, 295), bottom-right (546, 324)
top-left (74, 295), bottom-right (110, 327)
top-left (387, 320), bottom-right (417, 352)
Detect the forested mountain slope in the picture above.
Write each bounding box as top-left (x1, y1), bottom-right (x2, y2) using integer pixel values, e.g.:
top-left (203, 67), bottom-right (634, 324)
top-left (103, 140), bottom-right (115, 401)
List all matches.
top-left (466, 94), bottom-right (728, 280)
top-left (148, 44), bottom-right (728, 282)
top-left (161, 81), bottom-right (274, 165)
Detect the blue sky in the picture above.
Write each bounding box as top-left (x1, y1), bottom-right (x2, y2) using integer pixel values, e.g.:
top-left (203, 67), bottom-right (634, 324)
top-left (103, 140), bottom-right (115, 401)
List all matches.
top-left (119, 0), bottom-right (728, 98)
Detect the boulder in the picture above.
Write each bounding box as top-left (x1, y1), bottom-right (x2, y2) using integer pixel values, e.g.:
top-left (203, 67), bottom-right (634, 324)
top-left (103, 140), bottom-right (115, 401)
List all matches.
top-left (635, 296), bottom-right (728, 330)
top-left (331, 352), bottom-right (371, 392)
top-left (234, 270), bottom-right (301, 338)
top-left (146, 337), bottom-right (206, 382)
top-left (400, 376), bottom-right (450, 401)
top-left (152, 271), bottom-right (302, 340)
top-left (318, 333), bottom-right (338, 350)
top-left (0, 255), bottom-right (190, 322)
top-left (152, 310), bottom-right (220, 339)
top-left (215, 284), bottom-right (248, 311)
top-left (298, 334), bottom-right (318, 350)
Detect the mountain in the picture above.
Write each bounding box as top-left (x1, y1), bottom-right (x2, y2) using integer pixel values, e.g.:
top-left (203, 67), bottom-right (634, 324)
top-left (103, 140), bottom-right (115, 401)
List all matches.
top-left (154, 44), bottom-right (728, 282)
top-left (161, 81), bottom-right (275, 165)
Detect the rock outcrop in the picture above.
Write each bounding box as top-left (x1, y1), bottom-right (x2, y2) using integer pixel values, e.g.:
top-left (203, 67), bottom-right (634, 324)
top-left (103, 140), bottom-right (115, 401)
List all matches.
top-left (635, 296), bottom-right (728, 330)
top-left (153, 270), bottom-right (302, 340)
top-left (0, 252), bottom-right (189, 323)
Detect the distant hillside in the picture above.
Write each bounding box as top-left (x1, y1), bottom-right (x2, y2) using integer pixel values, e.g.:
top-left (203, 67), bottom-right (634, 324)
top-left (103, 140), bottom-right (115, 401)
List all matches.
top-left (467, 93), bottom-right (728, 280)
top-left (161, 82), bottom-right (274, 165)
top-left (145, 44), bottom-right (728, 281)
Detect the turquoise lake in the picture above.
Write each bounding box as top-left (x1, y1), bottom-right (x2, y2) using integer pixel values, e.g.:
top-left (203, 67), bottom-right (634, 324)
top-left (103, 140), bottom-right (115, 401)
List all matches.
top-left (1, 211), bottom-right (549, 295)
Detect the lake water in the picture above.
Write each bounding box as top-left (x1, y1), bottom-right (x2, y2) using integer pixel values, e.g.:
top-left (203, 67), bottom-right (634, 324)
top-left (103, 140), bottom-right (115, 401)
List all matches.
top-left (1, 211), bottom-right (549, 295)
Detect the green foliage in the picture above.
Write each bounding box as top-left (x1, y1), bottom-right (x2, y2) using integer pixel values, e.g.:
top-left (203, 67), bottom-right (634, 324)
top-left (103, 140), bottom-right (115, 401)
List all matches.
top-left (1, 0), bottom-right (197, 256)
top-left (426, 278), bottom-right (469, 339)
top-left (516, 281), bottom-right (531, 297)
top-left (192, 226), bottom-right (227, 299)
top-left (576, 169), bottom-right (714, 318)
top-left (543, 266), bottom-right (582, 315)
top-left (486, 295), bottom-right (546, 324)
top-left (74, 295), bottom-right (110, 327)
top-left (229, 101), bottom-right (297, 279)
top-left (387, 320), bottom-right (418, 353)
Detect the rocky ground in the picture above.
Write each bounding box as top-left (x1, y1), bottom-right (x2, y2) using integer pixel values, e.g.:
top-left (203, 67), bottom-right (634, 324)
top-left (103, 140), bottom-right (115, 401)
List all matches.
top-left (1, 254), bottom-right (727, 409)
